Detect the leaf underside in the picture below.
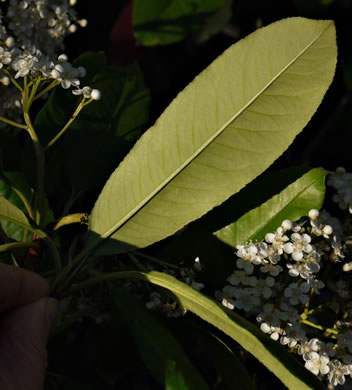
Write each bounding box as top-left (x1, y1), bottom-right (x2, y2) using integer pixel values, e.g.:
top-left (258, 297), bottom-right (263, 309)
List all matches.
top-left (88, 17), bottom-right (337, 253)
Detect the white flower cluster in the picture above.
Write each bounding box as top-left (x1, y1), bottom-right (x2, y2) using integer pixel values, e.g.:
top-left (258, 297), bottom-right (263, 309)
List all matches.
top-left (0, 0), bottom-right (100, 124)
top-left (0, 0), bottom-right (86, 55)
top-left (216, 208), bottom-right (352, 388)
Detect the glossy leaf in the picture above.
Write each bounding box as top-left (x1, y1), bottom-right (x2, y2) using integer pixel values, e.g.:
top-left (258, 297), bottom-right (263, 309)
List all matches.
top-left (88, 17), bottom-right (337, 254)
top-left (0, 196), bottom-right (44, 238)
top-left (129, 271), bottom-right (326, 390)
top-left (112, 286), bottom-right (210, 390)
top-left (0, 172), bottom-right (54, 241)
top-left (215, 168), bottom-right (327, 248)
top-left (133, 0), bottom-right (226, 45)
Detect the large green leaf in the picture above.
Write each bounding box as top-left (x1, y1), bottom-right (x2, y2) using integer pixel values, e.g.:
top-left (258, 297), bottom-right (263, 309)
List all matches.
top-left (215, 168), bottom-right (327, 248)
top-left (112, 286), bottom-right (210, 390)
top-left (87, 17), bottom-right (336, 255)
top-left (133, 0), bottom-right (226, 46)
top-left (126, 271), bottom-right (326, 390)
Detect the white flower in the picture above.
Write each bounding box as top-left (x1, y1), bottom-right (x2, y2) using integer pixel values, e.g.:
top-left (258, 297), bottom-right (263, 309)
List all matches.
top-left (72, 85), bottom-right (92, 98)
top-left (221, 298), bottom-right (235, 310)
top-left (52, 61), bottom-right (80, 88)
top-left (90, 88), bottom-right (101, 100)
top-left (0, 47), bottom-right (12, 68)
top-left (343, 261), bottom-right (352, 272)
top-left (308, 209), bottom-right (320, 220)
top-left (236, 244), bottom-right (263, 265)
top-left (328, 360), bottom-right (351, 386)
top-left (297, 338), bottom-right (321, 362)
top-left (280, 323), bottom-right (305, 347)
top-left (72, 86), bottom-right (101, 100)
top-left (284, 282), bottom-right (310, 305)
top-left (304, 250), bottom-right (321, 273)
top-left (305, 354), bottom-right (330, 376)
top-left (281, 219), bottom-right (293, 231)
top-left (256, 303), bottom-right (287, 336)
top-left (283, 233), bottom-right (313, 261)
top-left (331, 236), bottom-right (345, 261)
top-left (264, 227), bottom-right (289, 255)
top-left (286, 262), bottom-right (312, 279)
top-left (12, 53), bottom-right (39, 78)
top-left (215, 289), bottom-right (235, 310)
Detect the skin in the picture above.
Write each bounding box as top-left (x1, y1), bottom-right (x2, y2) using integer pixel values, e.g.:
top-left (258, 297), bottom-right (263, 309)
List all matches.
top-left (0, 263), bottom-right (55, 390)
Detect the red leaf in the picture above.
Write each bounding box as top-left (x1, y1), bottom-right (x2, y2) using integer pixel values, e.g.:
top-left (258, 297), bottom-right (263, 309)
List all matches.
top-left (108, 0), bottom-right (147, 65)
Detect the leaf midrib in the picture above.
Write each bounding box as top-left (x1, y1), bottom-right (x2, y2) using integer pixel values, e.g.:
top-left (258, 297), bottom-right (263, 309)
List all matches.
top-left (144, 271), bottom-right (318, 390)
top-left (101, 23), bottom-right (331, 240)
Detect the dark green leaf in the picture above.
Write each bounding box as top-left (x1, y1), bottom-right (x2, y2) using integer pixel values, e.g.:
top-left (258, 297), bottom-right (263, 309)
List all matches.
top-left (34, 52), bottom-right (150, 192)
top-left (0, 172), bottom-right (54, 240)
top-left (215, 168), bottom-right (327, 248)
top-left (167, 318), bottom-right (255, 390)
top-left (112, 286), bottom-right (210, 390)
top-left (133, 0), bottom-right (226, 45)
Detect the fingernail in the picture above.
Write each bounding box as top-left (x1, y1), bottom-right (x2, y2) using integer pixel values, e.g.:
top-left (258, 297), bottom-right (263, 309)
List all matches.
top-left (46, 297), bottom-right (59, 329)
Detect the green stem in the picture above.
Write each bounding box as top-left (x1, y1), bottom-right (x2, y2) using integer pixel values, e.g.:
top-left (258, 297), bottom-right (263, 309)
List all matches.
top-left (0, 241), bottom-right (40, 253)
top-left (42, 234), bottom-right (62, 272)
top-left (54, 271), bottom-right (145, 298)
top-left (44, 97), bottom-right (86, 151)
top-left (27, 77), bottom-right (42, 110)
top-left (300, 319), bottom-right (338, 336)
top-left (3, 69), bottom-right (23, 91)
top-left (135, 251), bottom-right (180, 270)
top-left (34, 80), bottom-right (60, 101)
top-left (128, 253), bottom-right (147, 272)
top-left (50, 251), bottom-right (86, 294)
top-left (0, 115), bottom-right (27, 129)
top-left (23, 111), bottom-right (45, 226)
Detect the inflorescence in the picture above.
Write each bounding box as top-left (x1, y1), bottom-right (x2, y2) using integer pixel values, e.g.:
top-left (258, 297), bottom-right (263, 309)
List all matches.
top-left (0, 0), bottom-right (100, 126)
top-left (215, 167), bottom-right (352, 388)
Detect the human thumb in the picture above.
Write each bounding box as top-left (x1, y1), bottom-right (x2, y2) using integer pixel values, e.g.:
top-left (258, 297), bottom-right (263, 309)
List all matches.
top-left (0, 297), bottom-right (59, 390)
